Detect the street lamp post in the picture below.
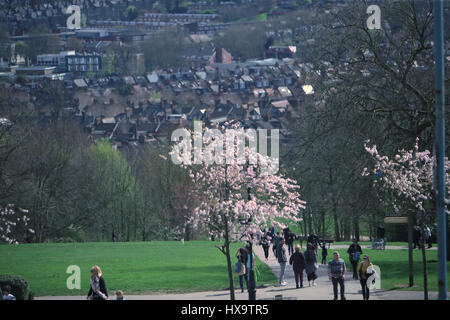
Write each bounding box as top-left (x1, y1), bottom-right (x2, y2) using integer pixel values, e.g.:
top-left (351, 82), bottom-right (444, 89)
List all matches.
top-left (247, 240), bottom-right (256, 301)
top-left (239, 217), bottom-right (256, 301)
top-left (433, 0), bottom-right (447, 300)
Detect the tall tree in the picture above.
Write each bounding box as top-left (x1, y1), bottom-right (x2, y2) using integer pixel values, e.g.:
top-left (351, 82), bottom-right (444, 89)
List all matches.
top-left (171, 124), bottom-right (305, 299)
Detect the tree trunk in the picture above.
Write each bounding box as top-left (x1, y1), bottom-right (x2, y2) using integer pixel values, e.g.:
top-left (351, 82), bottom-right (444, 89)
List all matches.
top-left (354, 214), bottom-right (360, 242)
top-left (333, 202), bottom-right (340, 241)
top-left (185, 223), bottom-right (191, 241)
top-left (142, 209), bottom-right (146, 241)
top-left (224, 238), bottom-right (235, 300)
top-left (447, 214), bottom-right (450, 262)
top-left (408, 213), bottom-right (414, 287)
top-left (369, 211), bottom-right (374, 240)
top-left (421, 232), bottom-right (428, 300)
top-left (343, 215), bottom-right (351, 241)
top-left (120, 200), bottom-right (124, 238)
top-left (134, 195), bottom-right (137, 241)
top-left (302, 210), bottom-right (307, 238)
top-left (322, 211), bottom-right (326, 241)
top-left (308, 210), bottom-right (312, 235)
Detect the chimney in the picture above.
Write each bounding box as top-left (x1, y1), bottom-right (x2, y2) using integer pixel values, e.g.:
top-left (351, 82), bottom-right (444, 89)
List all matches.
top-left (215, 47), bottom-right (223, 63)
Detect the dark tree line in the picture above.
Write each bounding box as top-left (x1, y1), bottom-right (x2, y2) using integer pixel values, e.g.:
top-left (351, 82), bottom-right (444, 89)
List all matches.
top-left (0, 82), bottom-right (198, 243)
top-left (283, 0), bottom-right (450, 241)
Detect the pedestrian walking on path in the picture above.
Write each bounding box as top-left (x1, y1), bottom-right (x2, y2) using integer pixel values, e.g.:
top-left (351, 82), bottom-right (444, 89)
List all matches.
top-left (260, 232), bottom-right (270, 261)
top-left (425, 226), bottom-right (432, 248)
top-left (304, 243), bottom-right (318, 286)
top-left (307, 230), bottom-right (321, 254)
top-left (277, 238), bottom-right (288, 286)
top-left (357, 255), bottom-right (374, 300)
top-left (236, 246), bottom-right (249, 293)
top-left (328, 252), bottom-right (346, 300)
top-left (347, 239), bottom-right (362, 280)
top-left (286, 231), bottom-right (295, 256)
top-left (413, 226), bottom-right (421, 249)
top-left (289, 244), bottom-right (306, 288)
top-left (87, 265), bottom-right (108, 300)
top-left (273, 232), bottom-right (281, 258)
top-left (321, 243), bottom-right (328, 264)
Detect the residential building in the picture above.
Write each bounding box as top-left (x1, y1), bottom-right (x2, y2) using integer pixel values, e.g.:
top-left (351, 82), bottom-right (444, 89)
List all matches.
top-left (37, 51), bottom-right (75, 71)
top-left (66, 54), bottom-right (102, 74)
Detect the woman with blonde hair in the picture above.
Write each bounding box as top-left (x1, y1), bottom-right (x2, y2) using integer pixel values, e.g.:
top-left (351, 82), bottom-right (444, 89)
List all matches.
top-left (357, 255), bottom-right (374, 300)
top-left (87, 265), bottom-right (108, 300)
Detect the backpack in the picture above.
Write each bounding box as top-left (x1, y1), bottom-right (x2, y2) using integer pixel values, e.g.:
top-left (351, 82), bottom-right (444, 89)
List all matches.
top-left (353, 251), bottom-right (361, 261)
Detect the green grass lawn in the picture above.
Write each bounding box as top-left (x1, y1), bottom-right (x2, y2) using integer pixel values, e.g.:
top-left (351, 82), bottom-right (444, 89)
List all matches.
top-left (333, 241), bottom-right (414, 247)
top-left (318, 245), bottom-right (450, 292)
top-left (1, 240), bottom-right (448, 297)
top-left (0, 241), bottom-right (277, 297)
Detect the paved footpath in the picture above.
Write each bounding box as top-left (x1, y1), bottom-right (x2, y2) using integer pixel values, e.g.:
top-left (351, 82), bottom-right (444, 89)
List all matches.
top-left (36, 245), bottom-right (443, 300)
top-left (330, 244), bottom-right (437, 251)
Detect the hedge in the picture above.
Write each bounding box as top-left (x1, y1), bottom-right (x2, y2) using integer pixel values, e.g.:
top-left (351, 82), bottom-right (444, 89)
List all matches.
top-left (0, 275), bottom-right (30, 300)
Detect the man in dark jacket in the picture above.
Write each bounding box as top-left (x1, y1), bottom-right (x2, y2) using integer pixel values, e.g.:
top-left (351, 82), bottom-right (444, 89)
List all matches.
top-left (413, 226), bottom-right (421, 249)
top-left (289, 244), bottom-right (306, 288)
top-left (283, 228), bottom-right (290, 241)
top-left (347, 239), bottom-right (363, 280)
top-left (377, 224), bottom-right (385, 239)
top-left (307, 230), bottom-right (321, 254)
top-left (268, 225), bottom-right (275, 239)
top-left (286, 231), bottom-right (295, 256)
top-left (260, 232), bottom-right (270, 260)
top-left (272, 232), bottom-right (281, 258)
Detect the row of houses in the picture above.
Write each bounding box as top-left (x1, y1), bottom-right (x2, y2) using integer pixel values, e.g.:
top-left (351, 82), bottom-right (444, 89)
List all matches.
top-left (57, 57), bottom-right (317, 148)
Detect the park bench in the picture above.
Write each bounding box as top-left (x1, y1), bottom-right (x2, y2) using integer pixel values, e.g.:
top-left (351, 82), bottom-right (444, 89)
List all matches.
top-left (371, 238), bottom-right (386, 250)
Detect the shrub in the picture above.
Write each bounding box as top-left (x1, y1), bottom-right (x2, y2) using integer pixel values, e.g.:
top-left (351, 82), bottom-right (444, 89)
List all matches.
top-left (0, 275), bottom-right (30, 300)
